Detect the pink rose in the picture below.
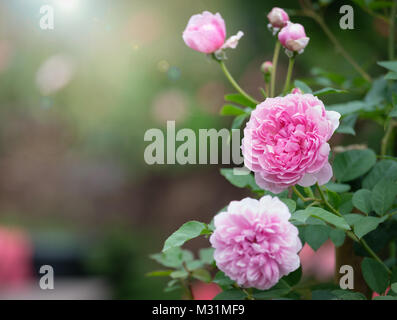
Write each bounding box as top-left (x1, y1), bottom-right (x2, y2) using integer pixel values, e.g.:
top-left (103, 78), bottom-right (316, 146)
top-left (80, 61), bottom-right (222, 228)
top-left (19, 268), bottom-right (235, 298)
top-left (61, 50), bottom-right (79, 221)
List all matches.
top-left (242, 93), bottom-right (340, 194)
top-left (278, 22), bottom-right (310, 54)
top-left (267, 7), bottom-right (289, 29)
top-left (210, 196), bottom-right (302, 290)
top-left (182, 11), bottom-right (226, 54)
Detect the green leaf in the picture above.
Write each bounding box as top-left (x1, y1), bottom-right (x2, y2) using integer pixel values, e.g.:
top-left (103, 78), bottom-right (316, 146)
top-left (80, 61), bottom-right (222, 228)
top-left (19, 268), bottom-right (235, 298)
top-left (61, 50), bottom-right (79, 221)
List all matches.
top-left (220, 168), bottom-right (261, 191)
top-left (361, 257), bottom-right (390, 294)
top-left (331, 290), bottom-right (366, 300)
top-left (333, 149), bottom-right (377, 182)
top-left (391, 283), bottom-right (397, 294)
top-left (280, 198), bottom-right (296, 213)
top-left (363, 160), bottom-right (397, 190)
top-left (150, 247), bottom-right (193, 268)
top-left (311, 290), bottom-right (336, 300)
top-left (191, 269), bottom-right (212, 282)
top-left (224, 93), bottom-right (256, 109)
top-left (329, 229), bottom-right (346, 247)
top-left (292, 207), bottom-right (350, 230)
top-left (326, 189), bottom-right (342, 209)
top-left (213, 271), bottom-right (235, 287)
top-left (282, 267), bottom-right (302, 286)
top-left (373, 296), bottom-right (397, 300)
top-left (371, 178), bottom-right (397, 216)
top-left (378, 61), bottom-right (397, 73)
top-left (324, 182), bottom-right (351, 193)
top-left (294, 80), bottom-right (312, 93)
top-left (164, 279), bottom-right (181, 292)
top-left (162, 221), bottom-right (208, 252)
top-left (336, 114), bottom-right (357, 135)
top-left (304, 225), bottom-right (330, 251)
top-left (326, 100), bottom-right (369, 116)
top-left (354, 216), bottom-right (382, 239)
top-left (146, 270), bottom-right (173, 277)
top-left (352, 189), bottom-right (372, 214)
top-left (170, 270), bottom-right (189, 279)
top-left (213, 289), bottom-right (247, 300)
top-left (390, 93), bottom-right (397, 118)
top-left (384, 72), bottom-right (397, 80)
top-left (339, 193), bottom-right (354, 214)
top-left (313, 87), bottom-right (347, 96)
top-left (231, 113), bottom-right (249, 129)
top-left (199, 248), bottom-right (214, 265)
top-left (220, 104), bottom-right (247, 116)
top-left (343, 213), bottom-right (365, 226)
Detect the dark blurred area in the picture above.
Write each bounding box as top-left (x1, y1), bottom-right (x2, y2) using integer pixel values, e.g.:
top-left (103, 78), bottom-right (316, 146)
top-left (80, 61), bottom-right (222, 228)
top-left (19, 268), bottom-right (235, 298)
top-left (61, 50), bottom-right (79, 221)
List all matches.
top-left (0, 0), bottom-right (390, 299)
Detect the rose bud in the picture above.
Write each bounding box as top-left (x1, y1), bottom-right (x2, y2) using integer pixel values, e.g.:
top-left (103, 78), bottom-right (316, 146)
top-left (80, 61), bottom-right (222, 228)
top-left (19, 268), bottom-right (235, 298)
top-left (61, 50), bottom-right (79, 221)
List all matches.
top-left (267, 7), bottom-right (289, 29)
top-left (292, 87), bottom-right (303, 94)
top-left (182, 11), bottom-right (226, 54)
top-left (278, 22), bottom-right (310, 54)
top-left (261, 61), bottom-right (273, 74)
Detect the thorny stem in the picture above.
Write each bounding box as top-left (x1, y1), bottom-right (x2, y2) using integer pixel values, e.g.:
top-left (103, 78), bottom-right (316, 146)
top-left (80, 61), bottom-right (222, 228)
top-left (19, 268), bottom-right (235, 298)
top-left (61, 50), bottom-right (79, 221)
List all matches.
top-left (270, 41), bottom-right (281, 97)
top-left (218, 60), bottom-right (259, 105)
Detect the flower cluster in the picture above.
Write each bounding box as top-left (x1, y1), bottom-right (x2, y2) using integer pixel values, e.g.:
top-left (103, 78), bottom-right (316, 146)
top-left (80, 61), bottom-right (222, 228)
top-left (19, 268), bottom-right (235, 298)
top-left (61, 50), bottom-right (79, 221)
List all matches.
top-left (181, 7), bottom-right (341, 291)
top-left (268, 7), bottom-right (309, 55)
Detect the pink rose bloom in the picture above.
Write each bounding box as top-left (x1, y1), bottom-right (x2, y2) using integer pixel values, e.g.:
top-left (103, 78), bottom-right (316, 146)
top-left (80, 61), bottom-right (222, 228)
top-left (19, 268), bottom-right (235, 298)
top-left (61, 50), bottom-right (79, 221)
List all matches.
top-left (278, 22), bottom-right (310, 53)
top-left (242, 93), bottom-right (340, 194)
top-left (210, 196), bottom-right (302, 290)
top-left (267, 7), bottom-right (289, 29)
top-left (182, 11), bottom-right (226, 54)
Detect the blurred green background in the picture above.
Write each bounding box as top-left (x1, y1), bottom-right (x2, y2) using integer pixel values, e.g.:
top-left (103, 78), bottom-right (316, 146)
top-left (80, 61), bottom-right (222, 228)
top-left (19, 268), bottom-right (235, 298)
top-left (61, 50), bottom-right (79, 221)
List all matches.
top-left (0, 0), bottom-right (391, 299)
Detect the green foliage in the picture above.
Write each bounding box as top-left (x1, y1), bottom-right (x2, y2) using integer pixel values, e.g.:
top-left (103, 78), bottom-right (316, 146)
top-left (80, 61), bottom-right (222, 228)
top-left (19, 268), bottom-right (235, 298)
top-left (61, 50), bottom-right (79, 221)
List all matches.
top-left (354, 216), bottom-right (385, 239)
top-left (294, 80), bottom-right (312, 93)
top-left (213, 271), bottom-right (235, 289)
top-left (371, 178), bottom-right (397, 216)
top-left (362, 160), bottom-right (397, 190)
top-left (291, 207), bottom-right (350, 230)
top-left (151, 247), bottom-right (194, 269)
top-left (333, 149), bottom-right (377, 182)
top-left (213, 289), bottom-right (247, 300)
top-left (352, 189), bottom-right (372, 214)
top-left (220, 104), bottom-right (247, 116)
top-left (220, 168), bottom-right (261, 192)
top-left (162, 221), bottom-right (210, 252)
top-left (361, 258), bottom-right (390, 294)
top-left (224, 93), bottom-right (256, 109)
top-left (280, 198), bottom-right (296, 213)
top-left (304, 225), bottom-right (330, 251)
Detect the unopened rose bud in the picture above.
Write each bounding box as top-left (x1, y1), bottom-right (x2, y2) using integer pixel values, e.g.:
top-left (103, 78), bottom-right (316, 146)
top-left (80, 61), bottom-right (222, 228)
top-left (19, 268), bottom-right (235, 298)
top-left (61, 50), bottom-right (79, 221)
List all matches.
top-left (278, 22), bottom-right (310, 54)
top-left (292, 88), bottom-right (303, 94)
top-left (267, 7), bottom-right (289, 29)
top-left (183, 11), bottom-right (226, 54)
top-left (261, 61), bottom-right (273, 74)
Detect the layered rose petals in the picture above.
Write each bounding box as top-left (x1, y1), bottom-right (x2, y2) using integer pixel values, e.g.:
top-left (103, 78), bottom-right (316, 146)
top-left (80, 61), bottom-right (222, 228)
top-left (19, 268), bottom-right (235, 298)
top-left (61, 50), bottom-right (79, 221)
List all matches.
top-left (242, 93), bottom-right (340, 194)
top-left (210, 196), bottom-right (302, 290)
